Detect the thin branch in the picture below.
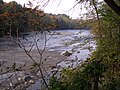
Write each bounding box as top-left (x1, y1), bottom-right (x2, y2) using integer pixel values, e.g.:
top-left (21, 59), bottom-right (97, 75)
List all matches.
top-left (10, 36), bottom-right (49, 89)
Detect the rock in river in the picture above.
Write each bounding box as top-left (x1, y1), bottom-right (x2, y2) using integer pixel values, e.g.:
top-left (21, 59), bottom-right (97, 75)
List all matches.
top-left (62, 51), bottom-right (72, 56)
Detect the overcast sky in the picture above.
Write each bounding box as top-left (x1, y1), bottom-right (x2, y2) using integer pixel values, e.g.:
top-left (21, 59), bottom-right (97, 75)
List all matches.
top-left (3, 0), bottom-right (87, 19)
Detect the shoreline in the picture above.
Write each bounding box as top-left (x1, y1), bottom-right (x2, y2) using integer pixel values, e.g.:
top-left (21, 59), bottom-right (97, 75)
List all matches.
top-left (0, 48), bottom-right (69, 89)
top-left (0, 48), bottom-right (68, 73)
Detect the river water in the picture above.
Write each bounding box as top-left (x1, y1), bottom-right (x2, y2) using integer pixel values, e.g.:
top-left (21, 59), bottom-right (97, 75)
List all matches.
top-left (0, 29), bottom-right (96, 89)
top-left (27, 29), bottom-right (96, 90)
top-left (20, 30), bottom-right (95, 66)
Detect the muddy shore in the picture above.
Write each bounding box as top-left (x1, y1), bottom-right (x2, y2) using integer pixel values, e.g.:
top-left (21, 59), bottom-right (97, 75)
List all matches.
top-left (0, 48), bottom-right (68, 74)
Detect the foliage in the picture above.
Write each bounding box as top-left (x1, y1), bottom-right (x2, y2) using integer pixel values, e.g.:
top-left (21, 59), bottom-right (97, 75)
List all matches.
top-left (49, 58), bottom-right (105, 90)
top-left (49, 1), bottom-right (120, 90)
top-left (0, 0), bottom-right (82, 37)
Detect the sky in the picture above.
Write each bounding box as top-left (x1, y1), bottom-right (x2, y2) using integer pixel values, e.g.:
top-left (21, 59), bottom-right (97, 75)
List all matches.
top-left (3, 0), bottom-right (87, 19)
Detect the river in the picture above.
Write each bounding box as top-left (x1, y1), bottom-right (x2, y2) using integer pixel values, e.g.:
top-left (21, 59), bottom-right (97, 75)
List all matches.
top-left (0, 29), bottom-right (96, 89)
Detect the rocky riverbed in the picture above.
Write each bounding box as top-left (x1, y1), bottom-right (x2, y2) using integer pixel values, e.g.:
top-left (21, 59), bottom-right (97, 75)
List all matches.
top-left (0, 29), bottom-right (96, 89)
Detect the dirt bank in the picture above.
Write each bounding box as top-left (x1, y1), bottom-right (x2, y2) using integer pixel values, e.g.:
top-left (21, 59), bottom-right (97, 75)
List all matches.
top-left (0, 48), bottom-right (68, 75)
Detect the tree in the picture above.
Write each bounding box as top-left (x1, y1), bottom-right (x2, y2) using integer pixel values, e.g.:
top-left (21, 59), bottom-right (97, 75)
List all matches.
top-left (49, 0), bottom-right (120, 90)
top-left (0, 0), bottom-right (3, 4)
top-left (76, 0), bottom-right (120, 16)
top-left (104, 0), bottom-right (120, 16)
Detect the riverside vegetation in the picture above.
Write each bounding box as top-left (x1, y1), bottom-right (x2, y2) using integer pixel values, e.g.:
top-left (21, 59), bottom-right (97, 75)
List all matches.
top-left (49, 0), bottom-right (120, 90)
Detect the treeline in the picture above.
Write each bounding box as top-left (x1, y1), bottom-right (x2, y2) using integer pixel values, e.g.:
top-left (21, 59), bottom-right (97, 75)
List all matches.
top-left (0, 0), bottom-right (82, 37)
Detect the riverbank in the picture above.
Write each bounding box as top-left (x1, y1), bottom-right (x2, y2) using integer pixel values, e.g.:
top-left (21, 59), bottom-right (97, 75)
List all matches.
top-left (0, 48), bottom-right (68, 73)
top-left (0, 48), bottom-right (68, 89)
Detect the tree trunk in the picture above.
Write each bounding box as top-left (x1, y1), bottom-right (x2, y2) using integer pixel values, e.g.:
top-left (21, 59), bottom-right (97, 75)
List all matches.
top-left (93, 75), bottom-right (99, 90)
top-left (93, 60), bottom-right (101, 90)
top-left (104, 0), bottom-right (120, 16)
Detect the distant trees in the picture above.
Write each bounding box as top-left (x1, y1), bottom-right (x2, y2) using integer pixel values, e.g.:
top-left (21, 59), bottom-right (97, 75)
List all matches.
top-left (53, 14), bottom-right (79, 30)
top-left (0, 0), bottom-right (82, 37)
top-left (0, 1), bottom-right (27, 36)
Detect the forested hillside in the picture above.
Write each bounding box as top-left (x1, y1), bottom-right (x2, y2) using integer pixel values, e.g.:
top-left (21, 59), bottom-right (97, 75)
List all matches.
top-left (0, 0), bottom-right (82, 37)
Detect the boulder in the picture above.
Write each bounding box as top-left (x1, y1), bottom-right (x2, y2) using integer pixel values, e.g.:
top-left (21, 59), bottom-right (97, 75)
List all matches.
top-left (23, 75), bottom-right (35, 84)
top-left (77, 51), bottom-right (80, 53)
top-left (62, 51), bottom-right (72, 56)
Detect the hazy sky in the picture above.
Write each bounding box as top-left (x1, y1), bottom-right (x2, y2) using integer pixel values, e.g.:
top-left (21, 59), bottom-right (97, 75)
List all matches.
top-left (3, 0), bottom-right (87, 19)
